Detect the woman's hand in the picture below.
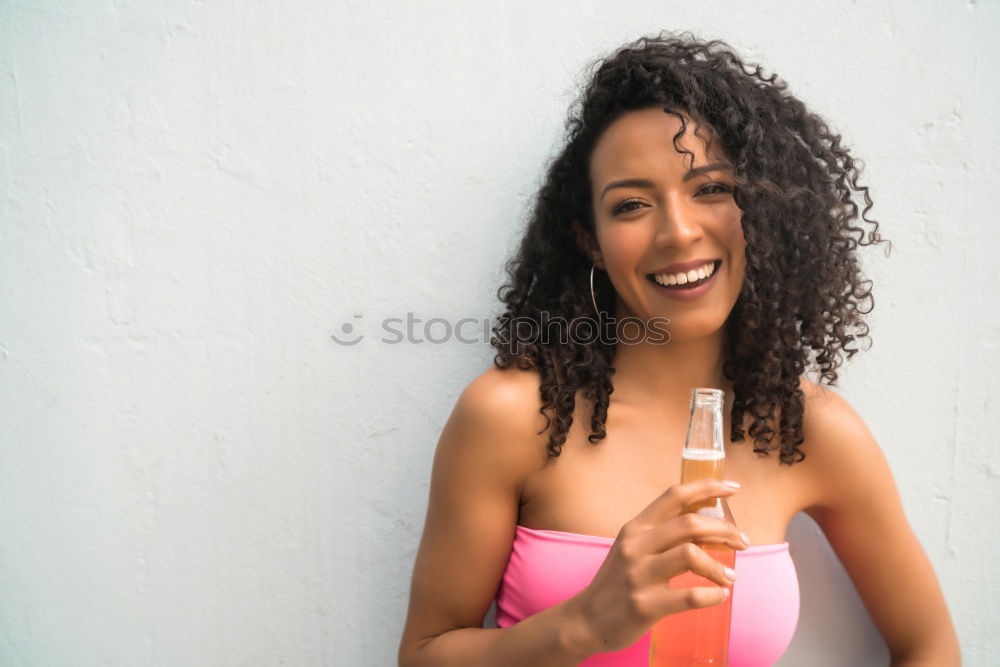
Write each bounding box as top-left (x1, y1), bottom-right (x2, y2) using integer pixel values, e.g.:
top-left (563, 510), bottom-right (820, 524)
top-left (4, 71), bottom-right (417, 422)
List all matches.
top-left (564, 478), bottom-right (749, 657)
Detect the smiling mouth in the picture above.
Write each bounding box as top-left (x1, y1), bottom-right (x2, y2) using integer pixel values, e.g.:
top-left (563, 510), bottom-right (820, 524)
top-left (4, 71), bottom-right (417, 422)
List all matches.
top-left (646, 260), bottom-right (722, 290)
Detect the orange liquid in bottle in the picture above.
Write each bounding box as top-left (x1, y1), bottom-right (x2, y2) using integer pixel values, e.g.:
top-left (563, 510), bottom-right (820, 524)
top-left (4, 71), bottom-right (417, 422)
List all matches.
top-left (650, 448), bottom-right (736, 666)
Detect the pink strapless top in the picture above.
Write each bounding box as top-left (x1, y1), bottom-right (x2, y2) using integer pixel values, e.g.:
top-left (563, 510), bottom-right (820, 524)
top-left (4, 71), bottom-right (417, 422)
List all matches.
top-left (494, 525), bottom-right (799, 666)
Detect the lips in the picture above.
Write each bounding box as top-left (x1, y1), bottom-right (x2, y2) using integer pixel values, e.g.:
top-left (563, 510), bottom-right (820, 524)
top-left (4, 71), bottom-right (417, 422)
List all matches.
top-left (645, 259), bottom-right (723, 301)
top-left (647, 258), bottom-right (722, 277)
top-left (646, 259), bottom-right (722, 287)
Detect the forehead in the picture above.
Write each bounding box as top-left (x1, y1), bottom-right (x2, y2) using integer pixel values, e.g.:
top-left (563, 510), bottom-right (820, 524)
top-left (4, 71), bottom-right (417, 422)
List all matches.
top-left (589, 108), bottom-right (723, 183)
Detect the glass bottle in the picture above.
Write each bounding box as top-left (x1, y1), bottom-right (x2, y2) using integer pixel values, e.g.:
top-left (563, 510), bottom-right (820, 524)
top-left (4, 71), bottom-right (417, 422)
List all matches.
top-left (649, 387), bottom-right (737, 666)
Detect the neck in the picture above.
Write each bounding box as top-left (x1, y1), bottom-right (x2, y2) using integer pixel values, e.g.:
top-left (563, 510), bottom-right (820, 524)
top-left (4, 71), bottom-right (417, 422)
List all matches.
top-left (607, 304), bottom-right (732, 416)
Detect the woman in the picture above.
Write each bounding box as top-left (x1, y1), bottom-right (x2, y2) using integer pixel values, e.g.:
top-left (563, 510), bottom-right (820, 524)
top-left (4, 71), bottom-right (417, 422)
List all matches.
top-left (397, 32), bottom-right (960, 666)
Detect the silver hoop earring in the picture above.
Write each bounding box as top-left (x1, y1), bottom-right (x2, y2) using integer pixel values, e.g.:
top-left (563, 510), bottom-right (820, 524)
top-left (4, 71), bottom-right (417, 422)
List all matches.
top-left (590, 263), bottom-right (604, 319)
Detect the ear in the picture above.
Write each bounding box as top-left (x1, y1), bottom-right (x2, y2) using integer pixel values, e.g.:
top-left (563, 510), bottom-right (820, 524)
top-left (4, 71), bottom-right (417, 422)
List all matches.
top-left (571, 220), bottom-right (605, 269)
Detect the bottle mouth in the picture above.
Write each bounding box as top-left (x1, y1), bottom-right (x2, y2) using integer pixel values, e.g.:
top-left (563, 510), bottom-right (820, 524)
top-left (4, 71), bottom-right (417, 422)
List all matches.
top-left (691, 387), bottom-right (724, 402)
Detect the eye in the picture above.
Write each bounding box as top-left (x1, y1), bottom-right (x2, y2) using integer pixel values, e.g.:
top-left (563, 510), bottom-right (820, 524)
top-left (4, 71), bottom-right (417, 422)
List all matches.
top-left (612, 197), bottom-right (645, 215)
top-left (697, 182), bottom-right (732, 196)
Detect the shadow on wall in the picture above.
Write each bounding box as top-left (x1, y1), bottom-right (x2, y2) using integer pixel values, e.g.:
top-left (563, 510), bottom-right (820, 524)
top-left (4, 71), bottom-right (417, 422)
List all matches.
top-left (482, 512), bottom-right (889, 665)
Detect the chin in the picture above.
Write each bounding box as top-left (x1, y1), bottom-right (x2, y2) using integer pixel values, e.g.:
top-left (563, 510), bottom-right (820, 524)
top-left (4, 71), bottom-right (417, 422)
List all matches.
top-left (656, 314), bottom-right (727, 343)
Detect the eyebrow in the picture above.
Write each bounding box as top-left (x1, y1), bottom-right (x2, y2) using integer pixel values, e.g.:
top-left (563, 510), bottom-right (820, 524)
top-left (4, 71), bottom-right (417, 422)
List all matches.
top-left (599, 162), bottom-right (734, 201)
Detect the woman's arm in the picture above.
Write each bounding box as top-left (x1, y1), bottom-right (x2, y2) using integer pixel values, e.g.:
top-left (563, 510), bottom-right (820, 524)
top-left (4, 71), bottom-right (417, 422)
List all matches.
top-left (397, 367), bottom-right (594, 666)
top-left (799, 382), bottom-right (961, 666)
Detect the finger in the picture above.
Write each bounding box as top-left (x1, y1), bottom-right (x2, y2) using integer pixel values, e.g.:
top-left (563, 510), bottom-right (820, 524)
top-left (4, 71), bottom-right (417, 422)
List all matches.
top-left (641, 511), bottom-right (748, 554)
top-left (633, 478), bottom-right (740, 525)
top-left (648, 585), bottom-right (731, 618)
top-left (644, 541), bottom-right (738, 588)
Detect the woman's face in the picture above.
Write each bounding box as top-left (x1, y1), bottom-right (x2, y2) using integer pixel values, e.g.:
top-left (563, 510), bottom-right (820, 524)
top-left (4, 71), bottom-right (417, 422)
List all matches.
top-left (584, 107), bottom-right (747, 342)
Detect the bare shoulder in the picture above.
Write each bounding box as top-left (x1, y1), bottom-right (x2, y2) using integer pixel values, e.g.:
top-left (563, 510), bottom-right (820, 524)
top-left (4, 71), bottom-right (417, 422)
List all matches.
top-left (796, 377), bottom-right (896, 517)
top-left (442, 364), bottom-right (551, 487)
top-left (798, 376), bottom-right (879, 461)
top-left (461, 364), bottom-right (548, 418)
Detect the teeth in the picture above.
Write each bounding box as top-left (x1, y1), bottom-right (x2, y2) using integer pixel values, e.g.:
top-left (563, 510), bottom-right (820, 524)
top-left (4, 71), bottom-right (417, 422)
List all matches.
top-left (653, 261), bottom-right (716, 287)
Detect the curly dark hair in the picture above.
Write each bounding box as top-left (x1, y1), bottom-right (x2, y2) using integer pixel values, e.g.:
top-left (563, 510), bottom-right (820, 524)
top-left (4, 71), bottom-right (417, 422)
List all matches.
top-left (489, 30), bottom-right (892, 465)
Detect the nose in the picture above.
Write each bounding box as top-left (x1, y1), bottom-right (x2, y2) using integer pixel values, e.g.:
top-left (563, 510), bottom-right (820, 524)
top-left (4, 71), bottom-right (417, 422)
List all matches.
top-left (653, 197), bottom-right (704, 250)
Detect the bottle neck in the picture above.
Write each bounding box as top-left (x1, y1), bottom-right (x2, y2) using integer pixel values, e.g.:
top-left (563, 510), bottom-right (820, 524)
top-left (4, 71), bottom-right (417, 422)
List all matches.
top-left (684, 391), bottom-right (725, 454)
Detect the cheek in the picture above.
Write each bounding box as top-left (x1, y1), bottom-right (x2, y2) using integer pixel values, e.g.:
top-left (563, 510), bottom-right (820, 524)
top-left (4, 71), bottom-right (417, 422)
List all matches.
top-left (724, 215), bottom-right (748, 283)
top-left (597, 225), bottom-right (649, 273)
top-left (722, 206), bottom-right (745, 243)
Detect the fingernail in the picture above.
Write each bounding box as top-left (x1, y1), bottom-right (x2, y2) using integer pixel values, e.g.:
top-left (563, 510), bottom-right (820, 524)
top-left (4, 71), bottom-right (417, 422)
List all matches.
top-left (722, 480), bottom-right (740, 489)
top-left (721, 587), bottom-right (730, 599)
top-left (740, 531), bottom-right (751, 546)
top-left (724, 567), bottom-right (737, 582)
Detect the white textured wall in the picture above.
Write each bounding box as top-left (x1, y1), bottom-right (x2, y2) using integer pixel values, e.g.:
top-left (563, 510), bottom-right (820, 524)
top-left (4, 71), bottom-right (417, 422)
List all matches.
top-left (1, 1), bottom-right (996, 665)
